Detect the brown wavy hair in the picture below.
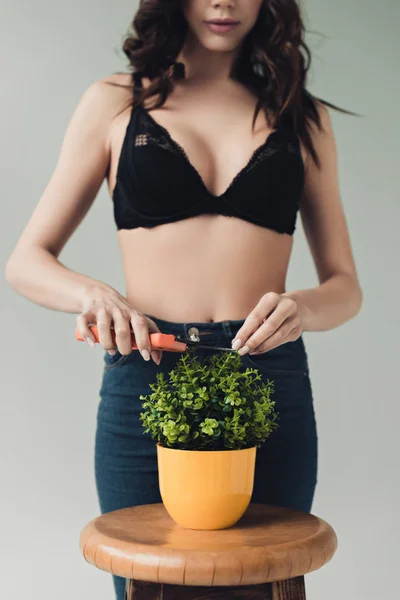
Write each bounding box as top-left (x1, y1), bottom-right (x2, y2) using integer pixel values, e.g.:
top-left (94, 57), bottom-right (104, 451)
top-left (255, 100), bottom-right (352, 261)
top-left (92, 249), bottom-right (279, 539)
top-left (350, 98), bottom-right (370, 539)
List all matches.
top-left (112, 0), bottom-right (359, 169)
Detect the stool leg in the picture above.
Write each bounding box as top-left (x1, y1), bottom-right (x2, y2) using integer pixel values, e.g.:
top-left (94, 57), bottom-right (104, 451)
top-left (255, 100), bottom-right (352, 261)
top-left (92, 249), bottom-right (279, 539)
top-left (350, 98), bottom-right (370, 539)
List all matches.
top-left (272, 577), bottom-right (306, 600)
top-left (126, 576), bottom-right (306, 599)
top-left (126, 580), bottom-right (162, 599)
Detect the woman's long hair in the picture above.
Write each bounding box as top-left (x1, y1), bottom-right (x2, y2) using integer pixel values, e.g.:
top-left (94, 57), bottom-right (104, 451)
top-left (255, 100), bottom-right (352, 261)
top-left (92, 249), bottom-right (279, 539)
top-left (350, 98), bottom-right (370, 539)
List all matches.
top-left (112, 0), bottom-right (358, 169)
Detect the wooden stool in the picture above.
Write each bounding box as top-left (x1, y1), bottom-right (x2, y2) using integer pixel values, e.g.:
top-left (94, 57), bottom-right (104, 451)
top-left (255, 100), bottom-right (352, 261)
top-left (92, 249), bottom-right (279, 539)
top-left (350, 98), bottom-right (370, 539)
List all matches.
top-left (80, 503), bottom-right (337, 599)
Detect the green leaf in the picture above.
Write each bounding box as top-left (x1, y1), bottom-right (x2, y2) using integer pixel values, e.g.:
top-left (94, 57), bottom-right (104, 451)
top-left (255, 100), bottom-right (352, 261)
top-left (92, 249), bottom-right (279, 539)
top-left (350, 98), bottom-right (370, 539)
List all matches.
top-left (138, 344), bottom-right (278, 450)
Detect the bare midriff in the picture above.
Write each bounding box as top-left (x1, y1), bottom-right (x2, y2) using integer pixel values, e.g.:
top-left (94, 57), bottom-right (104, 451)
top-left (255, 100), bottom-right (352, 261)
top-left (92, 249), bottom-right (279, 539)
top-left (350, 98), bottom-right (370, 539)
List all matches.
top-left (117, 217), bottom-right (293, 323)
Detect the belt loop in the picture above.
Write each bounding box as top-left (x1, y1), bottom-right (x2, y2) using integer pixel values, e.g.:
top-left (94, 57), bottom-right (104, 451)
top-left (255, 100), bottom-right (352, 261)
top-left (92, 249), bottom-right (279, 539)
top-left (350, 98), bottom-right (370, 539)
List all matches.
top-left (222, 320), bottom-right (232, 338)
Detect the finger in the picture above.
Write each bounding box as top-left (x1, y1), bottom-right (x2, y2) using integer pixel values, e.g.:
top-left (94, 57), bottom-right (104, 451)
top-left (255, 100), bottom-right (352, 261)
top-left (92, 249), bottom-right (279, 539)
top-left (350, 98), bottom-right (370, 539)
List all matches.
top-left (231, 293), bottom-right (281, 351)
top-left (145, 317), bottom-right (163, 365)
top-left (96, 308), bottom-right (115, 353)
top-left (241, 298), bottom-right (297, 354)
top-left (76, 313), bottom-right (96, 348)
top-left (130, 312), bottom-right (153, 362)
top-left (150, 350), bottom-right (163, 365)
top-left (112, 309), bottom-right (134, 355)
top-left (249, 317), bottom-right (301, 354)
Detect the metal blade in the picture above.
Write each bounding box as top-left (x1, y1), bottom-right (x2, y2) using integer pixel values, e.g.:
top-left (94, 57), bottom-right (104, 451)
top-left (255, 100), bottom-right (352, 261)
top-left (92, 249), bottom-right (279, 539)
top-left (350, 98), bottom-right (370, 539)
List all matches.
top-left (186, 342), bottom-right (237, 352)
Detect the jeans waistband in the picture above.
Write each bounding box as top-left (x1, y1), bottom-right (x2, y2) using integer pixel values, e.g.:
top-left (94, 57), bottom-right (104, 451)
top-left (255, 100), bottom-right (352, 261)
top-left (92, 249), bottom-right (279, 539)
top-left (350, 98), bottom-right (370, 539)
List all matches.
top-left (144, 313), bottom-right (245, 343)
top-left (144, 312), bottom-right (308, 367)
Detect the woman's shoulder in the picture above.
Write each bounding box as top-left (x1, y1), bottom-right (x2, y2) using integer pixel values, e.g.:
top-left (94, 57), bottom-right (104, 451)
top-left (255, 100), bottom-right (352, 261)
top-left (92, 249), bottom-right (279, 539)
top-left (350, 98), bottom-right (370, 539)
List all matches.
top-left (78, 72), bottom-right (137, 123)
top-left (101, 71), bottom-right (153, 91)
top-left (94, 72), bottom-right (134, 102)
top-left (96, 71), bottom-right (155, 107)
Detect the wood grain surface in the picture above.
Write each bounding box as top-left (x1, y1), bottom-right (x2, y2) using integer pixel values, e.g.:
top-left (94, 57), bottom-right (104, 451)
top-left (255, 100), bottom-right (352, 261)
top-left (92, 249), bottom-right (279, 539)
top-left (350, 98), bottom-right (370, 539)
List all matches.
top-left (80, 503), bottom-right (337, 586)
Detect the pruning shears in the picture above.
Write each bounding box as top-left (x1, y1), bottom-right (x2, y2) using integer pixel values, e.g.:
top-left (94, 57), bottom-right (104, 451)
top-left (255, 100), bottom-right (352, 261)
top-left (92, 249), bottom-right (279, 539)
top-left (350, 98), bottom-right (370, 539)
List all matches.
top-left (75, 325), bottom-right (237, 353)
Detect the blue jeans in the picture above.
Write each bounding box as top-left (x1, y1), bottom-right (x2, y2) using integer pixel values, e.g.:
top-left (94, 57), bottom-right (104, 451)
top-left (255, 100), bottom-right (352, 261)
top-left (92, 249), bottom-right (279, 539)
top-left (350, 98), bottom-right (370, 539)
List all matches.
top-left (94, 314), bottom-right (318, 600)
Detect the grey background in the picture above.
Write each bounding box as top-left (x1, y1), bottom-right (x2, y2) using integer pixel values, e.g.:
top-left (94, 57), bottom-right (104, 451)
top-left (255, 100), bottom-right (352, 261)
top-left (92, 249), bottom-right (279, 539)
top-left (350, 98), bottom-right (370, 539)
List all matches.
top-left (1, 0), bottom-right (399, 598)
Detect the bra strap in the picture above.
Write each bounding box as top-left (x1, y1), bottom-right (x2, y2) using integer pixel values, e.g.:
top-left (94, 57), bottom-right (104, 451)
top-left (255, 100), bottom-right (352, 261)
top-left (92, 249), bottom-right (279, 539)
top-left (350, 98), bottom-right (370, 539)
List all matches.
top-left (132, 71), bottom-right (143, 100)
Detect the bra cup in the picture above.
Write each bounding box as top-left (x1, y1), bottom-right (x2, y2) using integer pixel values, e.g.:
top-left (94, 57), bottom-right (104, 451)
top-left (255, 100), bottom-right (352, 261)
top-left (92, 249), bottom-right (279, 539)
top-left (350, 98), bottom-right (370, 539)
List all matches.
top-left (132, 147), bottom-right (205, 217)
top-left (221, 150), bottom-right (304, 233)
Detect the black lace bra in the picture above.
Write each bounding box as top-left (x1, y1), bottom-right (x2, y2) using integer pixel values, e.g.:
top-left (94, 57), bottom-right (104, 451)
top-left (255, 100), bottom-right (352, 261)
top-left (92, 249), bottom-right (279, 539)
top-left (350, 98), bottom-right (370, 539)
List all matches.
top-left (112, 72), bottom-right (305, 235)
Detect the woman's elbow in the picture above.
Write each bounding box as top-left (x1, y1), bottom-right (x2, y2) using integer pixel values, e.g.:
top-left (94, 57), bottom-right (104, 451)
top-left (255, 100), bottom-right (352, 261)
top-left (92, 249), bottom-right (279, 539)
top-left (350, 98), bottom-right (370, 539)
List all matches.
top-left (5, 252), bottom-right (21, 290)
top-left (5, 249), bottom-right (30, 292)
top-left (351, 279), bottom-right (363, 318)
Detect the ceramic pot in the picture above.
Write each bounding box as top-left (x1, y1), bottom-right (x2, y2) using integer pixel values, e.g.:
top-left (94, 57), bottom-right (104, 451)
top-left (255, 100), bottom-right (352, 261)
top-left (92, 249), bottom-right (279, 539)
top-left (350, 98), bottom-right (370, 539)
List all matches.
top-left (157, 443), bottom-right (257, 530)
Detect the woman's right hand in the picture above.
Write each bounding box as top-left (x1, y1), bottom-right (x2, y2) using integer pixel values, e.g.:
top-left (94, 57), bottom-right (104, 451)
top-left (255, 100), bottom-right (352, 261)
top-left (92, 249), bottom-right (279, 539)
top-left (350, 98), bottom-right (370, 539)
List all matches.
top-left (76, 284), bottom-right (163, 365)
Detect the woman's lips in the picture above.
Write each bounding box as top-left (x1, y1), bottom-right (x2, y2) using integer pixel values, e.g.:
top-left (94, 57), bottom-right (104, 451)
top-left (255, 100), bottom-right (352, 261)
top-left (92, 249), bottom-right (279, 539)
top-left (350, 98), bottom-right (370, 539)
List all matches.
top-left (204, 21), bottom-right (240, 34)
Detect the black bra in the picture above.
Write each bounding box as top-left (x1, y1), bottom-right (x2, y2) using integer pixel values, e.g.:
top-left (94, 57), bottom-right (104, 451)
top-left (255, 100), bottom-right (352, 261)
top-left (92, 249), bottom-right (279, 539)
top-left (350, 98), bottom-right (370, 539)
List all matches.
top-left (112, 72), bottom-right (304, 235)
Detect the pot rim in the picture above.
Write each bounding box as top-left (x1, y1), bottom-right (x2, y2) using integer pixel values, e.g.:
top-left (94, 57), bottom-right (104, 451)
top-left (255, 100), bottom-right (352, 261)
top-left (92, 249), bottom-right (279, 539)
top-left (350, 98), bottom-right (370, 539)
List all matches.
top-left (156, 442), bottom-right (257, 454)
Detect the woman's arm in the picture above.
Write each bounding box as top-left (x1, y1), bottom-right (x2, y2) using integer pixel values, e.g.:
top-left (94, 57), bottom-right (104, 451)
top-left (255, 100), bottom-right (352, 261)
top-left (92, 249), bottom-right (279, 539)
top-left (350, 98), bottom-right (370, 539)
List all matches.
top-left (229, 102), bottom-right (363, 354)
top-left (282, 101), bottom-right (363, 332)
top-left (5, 78), bottom-right (117, 312)
top-left (5, 76), bottom-right (163, 364)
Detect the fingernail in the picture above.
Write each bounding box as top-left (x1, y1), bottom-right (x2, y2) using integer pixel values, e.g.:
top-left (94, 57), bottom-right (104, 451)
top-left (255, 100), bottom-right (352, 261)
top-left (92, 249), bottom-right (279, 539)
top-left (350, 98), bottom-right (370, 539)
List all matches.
top-left (151, 350), bottom-right (161, 365)
top-left (231, 338), bottom-right (242, 350)
top-left (108, 349), bottom-right (116, 355)
top-left (141, 349), bottom-right (151, 361)
top-left (85, 337), bottom-right (95, 348)
top-left (238, 345), bottom-right (249, 356)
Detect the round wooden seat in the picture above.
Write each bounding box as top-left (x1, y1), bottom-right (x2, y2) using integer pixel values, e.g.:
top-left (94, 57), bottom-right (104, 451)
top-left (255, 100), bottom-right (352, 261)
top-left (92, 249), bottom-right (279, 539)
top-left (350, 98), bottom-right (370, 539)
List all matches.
top-left (80, 503), bottom-right (337, 587)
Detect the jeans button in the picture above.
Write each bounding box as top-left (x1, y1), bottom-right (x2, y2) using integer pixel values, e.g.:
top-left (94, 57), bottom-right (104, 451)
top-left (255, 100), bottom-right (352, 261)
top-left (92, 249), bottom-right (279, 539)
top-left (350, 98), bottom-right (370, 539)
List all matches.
top-left (188, 326), bottom-right (200, 341)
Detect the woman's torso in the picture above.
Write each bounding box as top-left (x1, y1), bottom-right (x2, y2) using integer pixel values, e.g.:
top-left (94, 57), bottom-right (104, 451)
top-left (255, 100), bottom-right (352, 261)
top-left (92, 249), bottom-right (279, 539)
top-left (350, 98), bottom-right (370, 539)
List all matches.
top-left (106, 73), bottom-right (307, 323)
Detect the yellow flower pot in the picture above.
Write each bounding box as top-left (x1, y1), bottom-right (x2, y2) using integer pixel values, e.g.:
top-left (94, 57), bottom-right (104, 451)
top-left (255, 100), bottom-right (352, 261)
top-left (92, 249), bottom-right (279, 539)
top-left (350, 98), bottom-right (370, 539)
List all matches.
top-left (156, 443), bottom-right (257, 530)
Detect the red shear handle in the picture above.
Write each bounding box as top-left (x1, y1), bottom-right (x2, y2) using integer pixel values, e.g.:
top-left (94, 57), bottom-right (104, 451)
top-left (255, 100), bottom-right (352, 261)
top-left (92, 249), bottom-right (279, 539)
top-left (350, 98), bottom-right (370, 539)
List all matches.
top-left (74, 325), bottom-right (187, 352)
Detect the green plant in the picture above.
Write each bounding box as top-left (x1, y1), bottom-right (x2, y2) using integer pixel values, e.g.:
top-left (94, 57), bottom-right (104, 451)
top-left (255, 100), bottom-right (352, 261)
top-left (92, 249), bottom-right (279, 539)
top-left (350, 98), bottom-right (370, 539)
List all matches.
top-left (139, 347), bottom-right (279, 451)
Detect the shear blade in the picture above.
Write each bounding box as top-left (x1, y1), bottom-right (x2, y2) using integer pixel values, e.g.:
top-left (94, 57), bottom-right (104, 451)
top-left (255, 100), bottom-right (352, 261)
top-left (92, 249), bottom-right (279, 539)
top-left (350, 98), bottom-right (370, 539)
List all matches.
top-left (187, 343), bottom-right (235, 352)
top-left (174, 334), bottom-right (235, 353)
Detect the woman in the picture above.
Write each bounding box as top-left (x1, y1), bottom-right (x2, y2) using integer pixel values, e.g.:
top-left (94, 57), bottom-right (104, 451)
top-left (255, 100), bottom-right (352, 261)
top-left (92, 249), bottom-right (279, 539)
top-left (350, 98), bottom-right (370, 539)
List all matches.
top-left (6, 0), bottom-right (362, 598)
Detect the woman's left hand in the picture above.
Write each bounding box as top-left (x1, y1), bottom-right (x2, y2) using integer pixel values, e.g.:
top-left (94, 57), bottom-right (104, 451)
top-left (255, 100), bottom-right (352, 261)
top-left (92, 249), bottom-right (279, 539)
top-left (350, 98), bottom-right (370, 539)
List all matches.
top-left (231, 292), bottom-right (304, 355)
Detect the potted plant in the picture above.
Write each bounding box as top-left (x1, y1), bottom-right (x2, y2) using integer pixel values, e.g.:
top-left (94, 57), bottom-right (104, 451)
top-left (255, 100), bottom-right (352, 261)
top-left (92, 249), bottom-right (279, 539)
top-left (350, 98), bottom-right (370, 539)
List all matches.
top-left (139, 347), bottom-right (279, 530)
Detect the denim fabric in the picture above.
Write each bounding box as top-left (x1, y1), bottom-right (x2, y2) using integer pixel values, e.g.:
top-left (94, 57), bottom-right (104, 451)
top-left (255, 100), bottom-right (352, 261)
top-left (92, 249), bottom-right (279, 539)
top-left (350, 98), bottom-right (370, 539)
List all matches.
top-left (94, 313), bottom-right (318, 600)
